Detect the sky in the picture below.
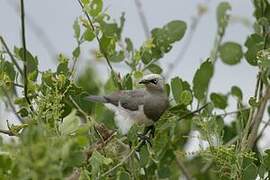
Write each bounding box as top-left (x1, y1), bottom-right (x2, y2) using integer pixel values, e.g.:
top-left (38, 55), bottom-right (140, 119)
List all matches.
top-left (1, 0), bottom-right (269, 149)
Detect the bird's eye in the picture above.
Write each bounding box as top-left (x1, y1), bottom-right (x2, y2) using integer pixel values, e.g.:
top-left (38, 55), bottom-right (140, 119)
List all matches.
top-left (150, 79), bottom-right (158, 84)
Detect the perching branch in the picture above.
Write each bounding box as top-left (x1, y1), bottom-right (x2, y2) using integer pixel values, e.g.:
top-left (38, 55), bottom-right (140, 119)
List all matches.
top-left (134, 0), bottom-right (150, 39)
top-left (20, 0), bottom-right (34, 112)
top-left (0, 36), bottom-right (24, 76)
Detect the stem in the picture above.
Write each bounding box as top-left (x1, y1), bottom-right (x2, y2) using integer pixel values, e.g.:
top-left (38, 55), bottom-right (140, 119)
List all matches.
top-left (0, 36), bottom-right (23, 76)
top-left (76, 0), bottom-right (114, 72)
top-left (134, 0), bottom-right (150, 39)
top-left (179, 103), bottom-right (209, 120)
top-left (76, 0), bottom-right (122, 89)
top-left (20, 0), bottom-right (34, 112)
top-left (69, 95), bottom-right (89, 121)
top-left (1, 87), bottom-right (23, 123)
top-left (246, 87), bottom-right (270, 148)
top-left (101, 140), bottom-right (144, 177)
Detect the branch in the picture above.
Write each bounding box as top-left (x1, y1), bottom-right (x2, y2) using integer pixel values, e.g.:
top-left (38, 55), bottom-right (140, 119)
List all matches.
top-left (0, 36), bottom-right (24, 76)
top-left (20, 0), bottom-right (34, 112)
top-left (1, 87), bottom-right (23, 123)
top-left (179, 103), bottom-right (209, 120)
top-left (134, 0), bottom-right (150, 39)
top-left (255, 118), bottom-right (270, 144)
top-left (0, 128), bottom-right (16, 136)
top-left (69, 95), bottom-right (89, 121)
top-left (101, 140), bottom-right (144, 177)
top-left (247, 87), bottom-right (270, 148)
top-left (216, 108), bottom-right (250, 117)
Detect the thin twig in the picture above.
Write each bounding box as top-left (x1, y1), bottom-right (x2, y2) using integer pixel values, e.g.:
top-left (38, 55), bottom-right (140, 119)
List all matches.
top-left (69, 95), bottom-right (89, 121)
top-left (0, 36), bottom-right (23, 76)
top-left (20, 0), bottom-right (34, 112)
top-left (0, 129), bottom-right (16, 136)
top-left (101, 140), bottom-right (144, 177)
top-left (76, 0), bottom-right (114, 72)
top-left (4, 0), bottom-right (57, 60)
top-left (255, 118), bottom-right (270, 144)
top-left (165, 2), bottom-right (209, 79)
top-left (1, 87), bottom-right (23, 123)
top-left (76, 0), bottom-right (122, 90)
top-left (216, 108), bottom-right (250, 117)
top-left (174, 152), bottom-right (192, 180)
top-left (179, 103), bottom-right (209, 120)
top-left (134, 0), bottom-right (150, 39)
top-left (85, 131), bottom-right (117, 161)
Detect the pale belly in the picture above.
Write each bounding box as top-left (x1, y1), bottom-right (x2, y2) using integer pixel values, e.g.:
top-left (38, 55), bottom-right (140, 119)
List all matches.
top-left (105, 104), bottom-right (153, 134)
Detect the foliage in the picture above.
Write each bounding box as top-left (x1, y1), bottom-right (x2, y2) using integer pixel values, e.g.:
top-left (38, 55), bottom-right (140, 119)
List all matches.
top-left (1, 0), bottom-right (270, 179)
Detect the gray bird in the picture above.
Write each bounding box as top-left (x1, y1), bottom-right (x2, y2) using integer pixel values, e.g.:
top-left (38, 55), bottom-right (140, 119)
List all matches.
top-left (86, 74), bottom-right (169, 134)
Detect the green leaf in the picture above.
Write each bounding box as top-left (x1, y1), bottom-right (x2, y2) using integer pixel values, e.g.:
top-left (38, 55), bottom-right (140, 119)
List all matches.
top-left (193, 60), bottom-right (214, 100)
top-left (122, 73), bottom-right (133, 90)
top-left (171, 77), bottom-right (183, 103)
top-left (117, 171), bottom-right (131, 180)
top-left (125, 38), bottom-right (133, 52)
top-left (245, 33), bottom-right (264, 66)
top-left (73, 18), bottom-right (80, 40)
top-left (100, 35), bottom-right (115, 56)
top-left (180, 90), bottom-right (193, 105)
top-left (72, 46), bottom-right (81, 59)
top-left (57, 54), bottom-right (69, 75)
top-left (90, 151), bottom-right (113, 176)
top-left (243, 163), bottom-right (258, 180)
top-left (1, 61), bottom-right (16, 81)
top-left (257, 48), bottom-right (270, 68)
top-left (60, 110), bottom-right (80, 135)
top-left (87, 0), bottom-right (103, 17)
top-left (216, 2), bottom-right (231, 33)
top-left (219, 42), bottom-right (243, 65)
top-left (148, 63), bottom-right (163, 74)
top-left (210, 93), bottom-right (228, 109)
top-left (231, 86), bottom-right (243, 101)
top-left (83, 29), bottom-right (95, 41)
top-left (164, 20), bottom-right (187, 43)
top-left (110, 51), bottom-right (125, 62)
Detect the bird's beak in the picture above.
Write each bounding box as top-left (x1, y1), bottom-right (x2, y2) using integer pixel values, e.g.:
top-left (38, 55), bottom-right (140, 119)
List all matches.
top-left (139, 79), bottom-right (149, 84)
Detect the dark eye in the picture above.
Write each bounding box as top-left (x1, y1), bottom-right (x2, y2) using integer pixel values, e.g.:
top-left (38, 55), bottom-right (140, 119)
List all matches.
top-left (150, 79), bottom-right (158, 84)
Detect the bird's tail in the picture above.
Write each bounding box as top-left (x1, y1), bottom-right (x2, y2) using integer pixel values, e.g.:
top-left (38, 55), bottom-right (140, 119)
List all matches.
top-left (85, 95), bottom-right (108, 103)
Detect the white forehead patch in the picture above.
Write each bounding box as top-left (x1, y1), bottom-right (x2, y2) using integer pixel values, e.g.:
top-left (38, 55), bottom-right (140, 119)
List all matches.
top-left (141, 74), bottom-right (163, 81)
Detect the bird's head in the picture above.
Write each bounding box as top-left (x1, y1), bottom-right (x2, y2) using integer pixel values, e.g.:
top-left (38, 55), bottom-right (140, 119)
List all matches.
top-left (139, 74), bottom-right (165, 92)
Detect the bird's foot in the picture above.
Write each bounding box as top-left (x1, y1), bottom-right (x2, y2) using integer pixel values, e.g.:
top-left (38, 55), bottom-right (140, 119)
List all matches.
top-left (137, 133), bottom-right (152, 150)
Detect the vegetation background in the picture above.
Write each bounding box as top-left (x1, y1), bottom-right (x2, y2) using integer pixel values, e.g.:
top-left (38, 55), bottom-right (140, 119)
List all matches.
top-left (0, 0), bottom-right (270, 179)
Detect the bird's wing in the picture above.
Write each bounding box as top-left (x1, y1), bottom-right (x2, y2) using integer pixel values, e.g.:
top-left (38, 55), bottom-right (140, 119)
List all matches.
top-left (104, 89), bottom-right (146, 111)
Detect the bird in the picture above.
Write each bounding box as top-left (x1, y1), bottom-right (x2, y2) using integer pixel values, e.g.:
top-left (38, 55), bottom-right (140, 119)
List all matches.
top-left (86, 74), bottom-right (169, 135)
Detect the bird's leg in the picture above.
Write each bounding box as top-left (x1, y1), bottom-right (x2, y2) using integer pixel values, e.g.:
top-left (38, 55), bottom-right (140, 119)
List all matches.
top-left (137, 125), bottom-right (155, 149)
